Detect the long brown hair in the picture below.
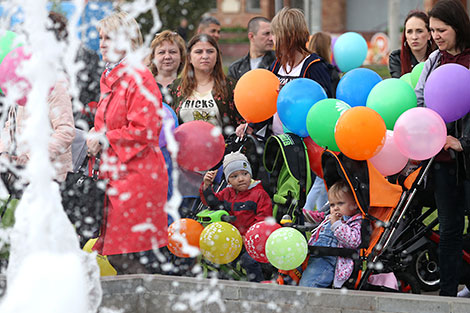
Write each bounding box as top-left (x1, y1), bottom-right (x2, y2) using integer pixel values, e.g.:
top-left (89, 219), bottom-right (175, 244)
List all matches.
top-left (400, 10), bottom-right (434, 75)
top-left (308, 31), bottom-right (332, 63)
top-left (148, 30), bottom-right (186, 77)
top-left (271, 7), bottom-right (310, 71)
top-left (179, 34), bottom-right (227, 99)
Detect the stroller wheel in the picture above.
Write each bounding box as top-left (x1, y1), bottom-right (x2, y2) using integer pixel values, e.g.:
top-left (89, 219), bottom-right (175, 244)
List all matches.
top-left (395, 272), bottom-right (421, 294)
top-left (411, 247), bottom-right (440, 292)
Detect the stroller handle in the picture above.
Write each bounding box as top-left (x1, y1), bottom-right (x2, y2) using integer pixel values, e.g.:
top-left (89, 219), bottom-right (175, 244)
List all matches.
top-left (221, 215), bottom-right (237, 223)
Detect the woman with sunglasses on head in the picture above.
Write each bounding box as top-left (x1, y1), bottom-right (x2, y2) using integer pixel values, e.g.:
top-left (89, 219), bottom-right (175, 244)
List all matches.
top-left (87, 11), bottom-right (169, 274)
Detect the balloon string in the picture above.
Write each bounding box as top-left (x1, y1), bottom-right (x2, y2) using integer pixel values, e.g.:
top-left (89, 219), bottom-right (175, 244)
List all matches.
top-left (235, 123), bottom-right (248, 144)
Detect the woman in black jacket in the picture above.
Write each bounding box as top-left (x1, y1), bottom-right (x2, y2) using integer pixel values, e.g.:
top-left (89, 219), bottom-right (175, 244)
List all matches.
top-left (415, 0), bottom-right (470, 297)
top-left (388, 10), bottom-right (434, 78)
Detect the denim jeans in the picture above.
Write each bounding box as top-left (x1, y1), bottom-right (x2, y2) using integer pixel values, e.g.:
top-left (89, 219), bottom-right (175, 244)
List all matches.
top-left (299, 255), bottom-right (336, 288)
top-left (300, 220), bottom-right (338, 288)
top-left (305, 176), bottom-right (329, 212)
top-left (433, 162), bottom-right (470, 296)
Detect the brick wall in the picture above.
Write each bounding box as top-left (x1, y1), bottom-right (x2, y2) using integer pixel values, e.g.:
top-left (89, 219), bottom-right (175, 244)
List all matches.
top-left (322, 0), bottom-right (346, 34)
top-left (213, 0), bottom-right (274, 29)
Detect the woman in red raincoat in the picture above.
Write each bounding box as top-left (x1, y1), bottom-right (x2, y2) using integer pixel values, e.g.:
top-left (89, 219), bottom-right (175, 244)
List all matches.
top-left (87, 11), bottom-right (168, 274)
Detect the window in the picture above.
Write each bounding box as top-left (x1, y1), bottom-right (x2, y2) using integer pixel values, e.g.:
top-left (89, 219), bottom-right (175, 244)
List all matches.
top-left (210, 0), bottom-right (217, 10)
top-left (246, 0), bottom-right (261, 12)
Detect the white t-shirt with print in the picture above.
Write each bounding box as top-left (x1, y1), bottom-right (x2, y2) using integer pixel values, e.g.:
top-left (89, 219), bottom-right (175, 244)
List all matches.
top-left (179, 90), bottom-right (222, 127)
top-left (272, 56), bottom-right (309, 135)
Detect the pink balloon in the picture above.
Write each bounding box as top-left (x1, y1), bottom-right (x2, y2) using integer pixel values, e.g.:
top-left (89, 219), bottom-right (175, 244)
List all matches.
top-left (369, 130), bottom-right (408, 176)
top-left (0, 46), bottom-right (31, 106)
top-left (393, 107), bottom-right (447, 161)
top-left (244, 221), bottom-right (281, 263)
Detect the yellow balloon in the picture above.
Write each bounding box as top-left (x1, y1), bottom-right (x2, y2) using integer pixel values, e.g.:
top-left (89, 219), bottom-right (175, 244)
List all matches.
top-left (83, 238), bottom-right (117, 276)
top-left (199, 222), bottom-right (243, 264)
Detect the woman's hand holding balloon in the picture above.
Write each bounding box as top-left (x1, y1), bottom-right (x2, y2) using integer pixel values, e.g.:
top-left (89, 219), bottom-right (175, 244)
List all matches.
top-left (444, 136), bottom-right (463, 152)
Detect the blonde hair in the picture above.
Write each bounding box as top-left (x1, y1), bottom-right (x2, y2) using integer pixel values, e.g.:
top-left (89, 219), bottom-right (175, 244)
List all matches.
top-left (98, 11), bottom-right (143, 52)
top-left (308, 31), bottom-right (332, 63)
top-left (271, 7), bottom-right (310, 69)
top-left (328, 180), bottom-right (355, 203)
top-left (148, 30), bottom-right (186, 77)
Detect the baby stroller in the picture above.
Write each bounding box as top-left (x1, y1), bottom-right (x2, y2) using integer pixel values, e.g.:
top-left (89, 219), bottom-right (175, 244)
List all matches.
top-left (301, 149), bottom-right (436, 293)
top-left (193, 132), bottom-right (312, 281)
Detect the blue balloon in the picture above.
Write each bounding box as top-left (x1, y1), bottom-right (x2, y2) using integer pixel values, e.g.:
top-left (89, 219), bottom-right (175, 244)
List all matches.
top-left (277, 78), bottom-right (327, 137)
top-left (336, 68), bottom-right (382, 107)
top-left (163, 102), bottom-right (178, 127)
top-left (333, 32), bottom-right (368, 72)
top-left (159, 102), bottom-right (178, 148)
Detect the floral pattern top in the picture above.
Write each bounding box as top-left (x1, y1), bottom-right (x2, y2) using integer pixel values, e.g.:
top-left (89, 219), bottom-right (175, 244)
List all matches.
top-left (168, 77), bottom-right (244, 137)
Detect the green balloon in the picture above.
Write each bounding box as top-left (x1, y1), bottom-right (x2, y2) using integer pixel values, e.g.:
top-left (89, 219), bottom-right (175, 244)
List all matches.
top-left (410, 62), bottom-right (425, 88)
top-left (0, 30), bottom-right (22, 65)
top-left (266, 227), bottom-right (307, 271)
top-left (306, 98), bottom-right (350, 151)
top-left (366, 78), bottom-right (417, 130)
top-left (400, 73), bottom-right (412, 87)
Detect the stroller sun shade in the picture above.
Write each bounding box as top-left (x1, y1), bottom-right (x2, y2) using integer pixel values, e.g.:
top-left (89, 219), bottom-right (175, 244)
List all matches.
top-left (321, 150), bottom-right (403, 216)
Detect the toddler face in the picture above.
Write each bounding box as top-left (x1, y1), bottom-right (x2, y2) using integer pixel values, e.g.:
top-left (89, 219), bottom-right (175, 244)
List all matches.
top-left (328, 192), bottom-right (358, 219)
top-left (228, 170), bottom-right (251, 192)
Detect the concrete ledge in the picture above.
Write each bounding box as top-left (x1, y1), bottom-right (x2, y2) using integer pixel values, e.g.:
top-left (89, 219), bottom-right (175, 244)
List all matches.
top-left (99, 275), bottom-right (470, 313)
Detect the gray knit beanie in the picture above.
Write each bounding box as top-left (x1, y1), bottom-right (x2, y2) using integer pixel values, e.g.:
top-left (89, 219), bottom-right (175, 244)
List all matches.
top-left (223, 152), bottom-right (252, 179)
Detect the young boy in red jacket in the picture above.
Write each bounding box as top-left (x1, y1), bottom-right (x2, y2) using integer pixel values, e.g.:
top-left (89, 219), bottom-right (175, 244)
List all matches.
top-left (200, 151), bottom-right (273, 281)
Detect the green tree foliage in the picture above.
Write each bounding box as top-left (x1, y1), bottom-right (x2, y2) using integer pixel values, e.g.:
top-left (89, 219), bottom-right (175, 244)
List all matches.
top-left (135, 0), bottom-right (213, 39)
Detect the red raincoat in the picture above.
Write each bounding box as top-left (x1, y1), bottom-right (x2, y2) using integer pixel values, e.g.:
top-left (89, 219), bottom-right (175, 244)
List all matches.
top-left (92, 62), bottom-right (168, 255)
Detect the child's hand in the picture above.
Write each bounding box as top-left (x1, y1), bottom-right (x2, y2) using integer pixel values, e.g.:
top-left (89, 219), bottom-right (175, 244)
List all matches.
top-left (329, 210), bottom-right (342, 224)
top-left (203, 170), bottom-right (217, 190)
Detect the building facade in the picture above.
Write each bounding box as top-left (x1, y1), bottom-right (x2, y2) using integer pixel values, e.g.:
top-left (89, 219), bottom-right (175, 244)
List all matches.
top-left (213, 0), bottom-right (469, 33)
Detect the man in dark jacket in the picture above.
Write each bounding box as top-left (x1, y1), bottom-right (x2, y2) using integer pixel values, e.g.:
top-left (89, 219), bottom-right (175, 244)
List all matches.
top-left (228, 17), bottom-right (275, 81)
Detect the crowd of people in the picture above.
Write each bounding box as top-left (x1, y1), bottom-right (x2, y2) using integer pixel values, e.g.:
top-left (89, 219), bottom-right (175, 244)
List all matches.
top-left (1, 0), bottom-right (470, 297)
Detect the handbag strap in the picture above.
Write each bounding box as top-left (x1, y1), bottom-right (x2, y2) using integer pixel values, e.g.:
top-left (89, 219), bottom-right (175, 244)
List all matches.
top-left (91, 153), bottom-right (101, 180)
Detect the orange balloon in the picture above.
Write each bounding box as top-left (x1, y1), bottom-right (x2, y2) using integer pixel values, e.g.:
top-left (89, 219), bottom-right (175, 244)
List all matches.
top-left (334, 106), bottom-right (386, 160)
top-left (168, 218), bottom-right (204, 258)
top-left (234, 69), bottom-right (279, 123)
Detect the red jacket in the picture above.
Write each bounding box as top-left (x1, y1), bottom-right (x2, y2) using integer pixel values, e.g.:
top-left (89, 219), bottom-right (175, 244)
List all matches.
top-left (92, 62), bottom-right (168, 255)
top-left (200, 181), bottom-right (273, 235)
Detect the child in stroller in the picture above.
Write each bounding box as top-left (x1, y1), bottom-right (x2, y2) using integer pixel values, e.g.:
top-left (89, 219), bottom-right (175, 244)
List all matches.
top-left (299, 180), bottom-right (362, 288)
top-left (200, 151), bottom-right (273, 281)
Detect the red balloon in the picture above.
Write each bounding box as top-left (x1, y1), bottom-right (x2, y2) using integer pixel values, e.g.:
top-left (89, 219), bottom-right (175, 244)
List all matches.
top-left (244, 220), bottom-right (281, 263)
top-left (303, 137), bottom-right (324, 178)
top-left (174, 120), bottom-right (225, 171)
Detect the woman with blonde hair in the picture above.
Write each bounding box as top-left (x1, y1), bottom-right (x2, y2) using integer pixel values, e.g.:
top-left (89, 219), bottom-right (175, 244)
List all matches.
top-left (86, 11), bottom-right (169, 274)
top-left (148, 30), bottom-right (186, 91)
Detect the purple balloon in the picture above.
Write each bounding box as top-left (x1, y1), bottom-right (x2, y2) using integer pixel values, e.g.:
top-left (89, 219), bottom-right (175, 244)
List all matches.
top-left (424, 63), bottom-right (470, 123)
top-left (331, 36), bottom-right (338, 67)
top-left (159, 105), bottom-right (177, 148)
